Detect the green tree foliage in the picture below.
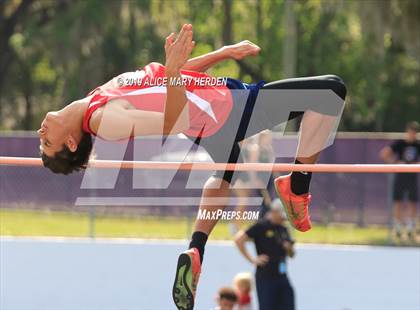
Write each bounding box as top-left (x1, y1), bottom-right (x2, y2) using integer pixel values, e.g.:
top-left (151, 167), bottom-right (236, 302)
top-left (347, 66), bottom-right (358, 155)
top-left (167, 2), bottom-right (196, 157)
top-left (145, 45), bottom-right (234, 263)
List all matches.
top-left (0, 0), bottom-right (418, 131)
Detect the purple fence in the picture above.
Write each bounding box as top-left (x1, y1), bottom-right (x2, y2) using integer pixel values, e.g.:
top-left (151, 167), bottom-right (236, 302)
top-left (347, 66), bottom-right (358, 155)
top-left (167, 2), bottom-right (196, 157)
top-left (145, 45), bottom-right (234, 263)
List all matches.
top-left (1, 133), bottom-right (418, 225)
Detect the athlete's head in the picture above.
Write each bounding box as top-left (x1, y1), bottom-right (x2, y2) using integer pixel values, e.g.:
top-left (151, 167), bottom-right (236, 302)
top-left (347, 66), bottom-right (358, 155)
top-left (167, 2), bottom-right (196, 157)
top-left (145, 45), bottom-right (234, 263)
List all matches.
top-left (216, 287), bottom-right (237, 310)
top-left (38, 111), bottom-right (93, 174)
top-left (406, 121), bottom-right (419, 142)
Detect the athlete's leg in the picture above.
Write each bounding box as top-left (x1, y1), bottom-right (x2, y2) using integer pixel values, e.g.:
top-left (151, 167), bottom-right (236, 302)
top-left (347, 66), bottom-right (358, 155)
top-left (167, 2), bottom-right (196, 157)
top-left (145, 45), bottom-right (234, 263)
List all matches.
top-left (173, 142), bottom-right (241, 310)
top-left (259, 75), bottom-right (346, 231)
top-left (296, 111), bottom-right (336, 163)
top-left (188, 140), bottom-right (243, 260)
top-left (192, 176), bottom-right (231, 237)
top-left (262, 75), bottom-right (346, 193)
top-left (262, 74), bottom-right (346, 162)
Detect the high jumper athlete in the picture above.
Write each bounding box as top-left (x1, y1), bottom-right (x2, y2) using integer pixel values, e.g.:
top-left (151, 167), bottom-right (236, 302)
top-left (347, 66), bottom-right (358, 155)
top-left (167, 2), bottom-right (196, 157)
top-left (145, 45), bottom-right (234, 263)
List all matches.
top-left (38, 24), bottom-right (346, 310)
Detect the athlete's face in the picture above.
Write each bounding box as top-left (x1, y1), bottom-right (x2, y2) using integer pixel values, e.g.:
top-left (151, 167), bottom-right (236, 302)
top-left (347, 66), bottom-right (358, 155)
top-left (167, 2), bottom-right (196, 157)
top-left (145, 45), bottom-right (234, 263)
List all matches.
top-left (38, 111), bottom-right (71, 157)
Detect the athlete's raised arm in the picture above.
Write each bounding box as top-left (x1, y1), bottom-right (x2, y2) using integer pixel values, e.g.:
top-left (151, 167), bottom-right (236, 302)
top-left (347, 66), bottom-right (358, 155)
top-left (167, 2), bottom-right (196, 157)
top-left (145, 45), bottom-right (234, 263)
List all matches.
top-left (163, 24), bottom-right (195, 135)
top-left (182, 40), bottom-right (261, 72)
top-left (90, 24), bottom-right (195, 140)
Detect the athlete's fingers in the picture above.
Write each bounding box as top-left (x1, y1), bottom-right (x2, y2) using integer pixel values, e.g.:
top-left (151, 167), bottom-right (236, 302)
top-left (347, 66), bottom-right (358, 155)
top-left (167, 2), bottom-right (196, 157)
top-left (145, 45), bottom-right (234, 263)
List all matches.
top-left (165, 32), bottom-right (176, 49)
top-left (173, 26), bottom-right (184, 44)
top-left (189, 37), bottom-right (195, 51)
top-left (185, 44), bottom-right (194, 58)
top-left (178, 24), bottom-right (193, 45)
top-left (166, 32), bottom-right (176, 44)
top-left (177, 32), bottom-right (191, 58)
top-left (184, 30), bottom-right (193, 46)
top-left (180, 29), bottom-right (192, 47)
top-left (185, 40), bottom-right (195, 57)
top-left (182, 32), bottom-right (193, 58)
top-left (175, 24), bottom-right (188, 44)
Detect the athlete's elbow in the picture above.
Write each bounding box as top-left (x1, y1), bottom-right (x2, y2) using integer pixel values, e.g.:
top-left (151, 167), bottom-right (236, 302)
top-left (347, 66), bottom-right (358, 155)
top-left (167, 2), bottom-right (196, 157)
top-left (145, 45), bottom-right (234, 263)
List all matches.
top-left (327, 75), bottom-right (347, 100)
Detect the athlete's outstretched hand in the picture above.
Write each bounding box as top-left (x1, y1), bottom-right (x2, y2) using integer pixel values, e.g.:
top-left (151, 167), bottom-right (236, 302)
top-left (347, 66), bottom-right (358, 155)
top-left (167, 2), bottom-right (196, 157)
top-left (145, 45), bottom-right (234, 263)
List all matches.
top-left (165, 24), bottom-right (195, 74)
top-left (225, 40), bottom-right (261, 60)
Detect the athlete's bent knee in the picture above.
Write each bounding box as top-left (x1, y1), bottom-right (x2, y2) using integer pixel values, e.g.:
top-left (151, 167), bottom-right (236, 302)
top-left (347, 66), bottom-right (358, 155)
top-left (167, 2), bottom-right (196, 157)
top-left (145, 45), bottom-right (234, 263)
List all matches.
top-left (328, 75), bottom-right (347, 100)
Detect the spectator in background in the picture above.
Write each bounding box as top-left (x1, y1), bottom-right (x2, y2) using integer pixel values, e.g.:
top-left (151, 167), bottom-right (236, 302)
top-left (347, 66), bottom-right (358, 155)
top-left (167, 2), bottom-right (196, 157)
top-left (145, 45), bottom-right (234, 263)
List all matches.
top-left (234, 199), bottom-right (295, 310)
top-left (233, 272), bottom-right (253, 310)
top-left (232, 138), bottom-right (256, 234)
top-left (380, 121), bottom-right (419, 241)
top-left (251, 131), bottom-right (277, 219)
top-left (214, 287), bottom-right (238, 310)
top-left (231, 131), bottom-right (276, 234)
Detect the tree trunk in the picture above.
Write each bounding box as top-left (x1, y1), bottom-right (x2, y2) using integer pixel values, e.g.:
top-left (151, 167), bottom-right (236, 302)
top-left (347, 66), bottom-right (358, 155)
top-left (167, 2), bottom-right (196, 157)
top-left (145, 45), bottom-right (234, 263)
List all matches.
top-left (0, 0), bottom-right (33, 97)
top-left (222, 0), bottom-right (233, 45)
top-left (282, 0), bottom-right (297, 78)
top-left (256, 0), bottom-right (263, 72)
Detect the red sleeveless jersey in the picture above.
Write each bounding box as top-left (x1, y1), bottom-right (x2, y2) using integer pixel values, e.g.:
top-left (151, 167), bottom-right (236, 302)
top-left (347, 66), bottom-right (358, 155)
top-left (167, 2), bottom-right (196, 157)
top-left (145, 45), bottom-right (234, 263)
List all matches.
top-left (82, 62), bottom-right (233, 138)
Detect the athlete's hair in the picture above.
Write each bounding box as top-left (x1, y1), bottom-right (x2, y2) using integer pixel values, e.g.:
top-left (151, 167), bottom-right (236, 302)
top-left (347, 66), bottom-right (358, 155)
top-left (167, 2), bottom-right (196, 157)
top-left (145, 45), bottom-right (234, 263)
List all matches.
top-left (406, 121), bottom-right (419, 132)
top-left (217, 287), bottom-right (238, 303)
top-left (41, 132), bottom-right (93, 175)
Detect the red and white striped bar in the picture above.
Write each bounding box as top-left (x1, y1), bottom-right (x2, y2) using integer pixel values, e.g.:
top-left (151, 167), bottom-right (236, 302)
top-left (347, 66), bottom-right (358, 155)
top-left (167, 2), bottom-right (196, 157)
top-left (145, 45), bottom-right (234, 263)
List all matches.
top-left (1, 156), bottom-right (419, 173)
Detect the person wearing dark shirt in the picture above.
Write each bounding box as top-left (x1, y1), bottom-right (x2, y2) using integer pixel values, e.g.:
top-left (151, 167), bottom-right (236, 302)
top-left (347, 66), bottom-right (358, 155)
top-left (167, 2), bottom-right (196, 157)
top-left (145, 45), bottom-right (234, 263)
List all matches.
top-left (235, 199), bottom-right (295, 310)
top-left (380, 121), bottom-right (419, 240)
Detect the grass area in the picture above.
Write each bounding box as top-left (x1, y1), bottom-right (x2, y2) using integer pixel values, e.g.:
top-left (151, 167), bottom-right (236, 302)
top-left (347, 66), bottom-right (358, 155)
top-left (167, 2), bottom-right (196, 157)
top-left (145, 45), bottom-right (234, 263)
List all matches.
top-left (0, 208), bottom-right (391, 245)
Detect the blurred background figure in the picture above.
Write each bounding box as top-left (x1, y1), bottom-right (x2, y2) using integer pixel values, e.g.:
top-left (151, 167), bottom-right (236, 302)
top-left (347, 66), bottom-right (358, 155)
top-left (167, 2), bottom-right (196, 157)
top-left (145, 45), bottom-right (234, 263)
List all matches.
top-left (231, 131), bottom-right (276, 234)
top-left (233, 272), bottom-right (253, 310)
top-left (234, 198), bottom-right (295, 310)
top-left (231, 138), bottom-right (255, 234)
top-left (380, 121), bottom-right (419, 242)
top-left (214, 286), bottom-right (238, 310)
top-left (252, 131), bottom-right (276, 219)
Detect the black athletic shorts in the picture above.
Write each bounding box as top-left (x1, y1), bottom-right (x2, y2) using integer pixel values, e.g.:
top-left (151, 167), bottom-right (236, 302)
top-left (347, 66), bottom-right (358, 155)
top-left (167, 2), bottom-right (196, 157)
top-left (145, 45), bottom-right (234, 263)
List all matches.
top-left (190, 75), bottom-right (346, 184)
top-left (393, 173), bottom-right (418, 202)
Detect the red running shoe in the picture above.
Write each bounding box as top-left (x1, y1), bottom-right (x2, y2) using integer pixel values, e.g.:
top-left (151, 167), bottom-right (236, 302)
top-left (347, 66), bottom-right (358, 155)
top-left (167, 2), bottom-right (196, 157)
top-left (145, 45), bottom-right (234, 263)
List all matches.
top-left (172, 248), bottom-right (201, 310)
top-left (274, 174), bottom-right (312, 232)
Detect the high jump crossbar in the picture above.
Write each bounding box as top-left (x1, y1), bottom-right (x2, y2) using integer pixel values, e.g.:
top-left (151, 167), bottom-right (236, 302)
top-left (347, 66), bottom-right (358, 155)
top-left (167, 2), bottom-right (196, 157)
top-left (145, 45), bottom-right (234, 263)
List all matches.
top-left (0, 156), bottom-right (419, 173)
